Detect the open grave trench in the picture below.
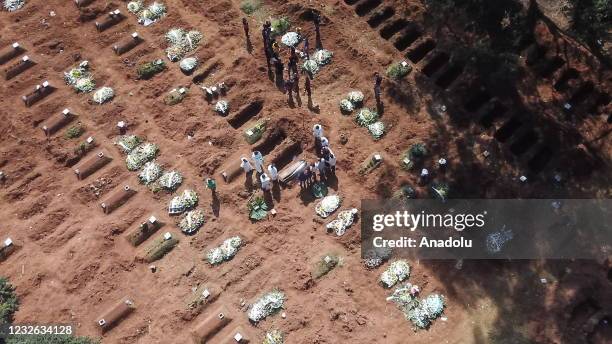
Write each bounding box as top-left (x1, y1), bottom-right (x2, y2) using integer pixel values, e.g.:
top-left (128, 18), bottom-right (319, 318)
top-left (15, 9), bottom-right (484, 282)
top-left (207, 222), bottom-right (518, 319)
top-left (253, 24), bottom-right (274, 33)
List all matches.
top-left (344, 0), bottom-right (466, 92)
top-left (525, 42), bottom-right (610, 118)
top-left (345, 0), bottom-right (610, 178)
top-left (344, 0), bottom-right (550, 173)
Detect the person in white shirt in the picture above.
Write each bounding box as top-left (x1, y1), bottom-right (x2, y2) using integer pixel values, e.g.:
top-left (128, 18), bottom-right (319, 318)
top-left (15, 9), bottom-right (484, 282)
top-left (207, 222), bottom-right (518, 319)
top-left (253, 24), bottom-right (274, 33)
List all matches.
top-left (260, 173), bottom-right (271, 191)
top-left (320, 136), bottom-right (329, 148)
top-left (314, 158), bottom-right (326, 180)
top-left (240, 157), bottom-right (253, 173)
top-left (313, 124), bottom-right (323, 152)
top-left (252, 151), bottom-right (264, 173)
top-left (313, 124), bottom-right (323, 139)
top-left (268, 164), bottom-right (278, 182)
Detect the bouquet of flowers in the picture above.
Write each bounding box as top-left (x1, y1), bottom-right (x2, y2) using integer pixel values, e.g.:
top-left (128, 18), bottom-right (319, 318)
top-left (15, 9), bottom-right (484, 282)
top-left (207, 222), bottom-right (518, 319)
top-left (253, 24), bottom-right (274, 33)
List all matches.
top-left (326, 208), bottom-right (358, 236)
top-left (313, 49), bottom-right (333, 65)
top-left (380, 260), bottom-right (410, 288)
top-left (206, 236), bottom-right (242, 265)
top-left (127, 0), bottom-right (143, 13)
top-left (64, 61), bottom-right (95, 93)
top-left (165, 28), bottom-right (202, 61)
top-left (138, 161), bottom-right (162, 185)
top-left (406, 294), bottom-right (445, 329)
top-left (179, 209), bottom-right (205, 234)
top-left (4, 0), bottom-right (25, 12)
top-left (363, 247), bottom-right (391, 269)
top-left (126, 142), bottom-right (158, 171)
top-left (302, 59), bottom-right (320, 76)
top-left (368, 121), bottom-right (385, 140)
top-left (355, 108), bottom-right (379, 126)
top-left (214, 100), bottom-right (229, 115)
top-left (280, 32), bottom-right (300, 47)
top-left (339, 99), bottom-right (355, 113)
top-left (181, 189), bottom-right (198, 208)
top-left (130, 1), bottom-right (166, 25)
top-left (347, 90), bottom-right (364, 104)
top-left (93, 87), bottom-right (115, 104)
top-left (248, 289), bottom-right (285, 323)
top-left (158, 170), bottom-right (183, 190)
top-left (315, 195), bottom-right (341, 218)
top-left (116, 135), bottom-right (142, 153)
top-left (263, 330), bottom-right (284, 344)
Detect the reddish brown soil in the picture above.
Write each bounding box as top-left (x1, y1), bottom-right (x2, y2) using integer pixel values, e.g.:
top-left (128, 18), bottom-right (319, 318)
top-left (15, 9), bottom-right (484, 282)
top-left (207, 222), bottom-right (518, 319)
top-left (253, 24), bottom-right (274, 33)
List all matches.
top-left (0, 0), bottom-right (610, 343)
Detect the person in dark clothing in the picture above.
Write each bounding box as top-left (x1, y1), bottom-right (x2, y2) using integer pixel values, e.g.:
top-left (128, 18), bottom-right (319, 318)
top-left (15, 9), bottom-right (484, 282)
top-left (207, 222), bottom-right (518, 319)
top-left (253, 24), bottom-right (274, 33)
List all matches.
top-left (299, 165), bottom-right (312, 189)
top-left (262, 22), bottom-right (272, 72)
top-left (288, 55), bottom-right (298, 76)
top-left (321, 146), bottom-right (330, 160)
top-left (305, 77), bottom-right (315, 110)
top-left (314, 12), bottom-right (322, 50)
top-left (290, 46), bottom-right (297, 61)
top-left (243, 18), bottom-right (251, 52)
top-left (374, 72), bottom-right (382, 97)
top-left (272, 53), bottom-right (284, 79)
top-left (374, 72), bottom-right (383, 112)
top-left (243, 18), bottom-right (249, 37)
top-left (285, 76), bottom-right (294, 104)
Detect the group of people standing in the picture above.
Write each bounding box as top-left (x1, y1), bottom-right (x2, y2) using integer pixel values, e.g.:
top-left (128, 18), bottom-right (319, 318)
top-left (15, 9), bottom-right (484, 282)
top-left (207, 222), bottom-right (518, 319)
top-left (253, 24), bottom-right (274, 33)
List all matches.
top-left (298, 123), bottom-right (337, 189)
top-left (240, 151), bottom-right (279, 192)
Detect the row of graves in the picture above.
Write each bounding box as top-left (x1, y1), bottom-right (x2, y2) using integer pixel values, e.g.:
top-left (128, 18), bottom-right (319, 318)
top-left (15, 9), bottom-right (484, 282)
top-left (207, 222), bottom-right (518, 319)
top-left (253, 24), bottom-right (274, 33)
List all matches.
top-left (1, 1), bottom-right (455, 342)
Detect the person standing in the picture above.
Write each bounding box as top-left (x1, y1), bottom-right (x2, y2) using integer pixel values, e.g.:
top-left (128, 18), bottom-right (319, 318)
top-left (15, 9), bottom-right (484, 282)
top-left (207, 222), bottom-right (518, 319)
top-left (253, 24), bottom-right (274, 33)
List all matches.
top-left (298, 166), bottom-right (310, 189)
top-left (374, 72), bottom-right (383, 109)
top-left (285, 76), bottom-right (294, 104)
top-left (205, 177), bottom-right (217, 194)
top-left (252, 151), bottom-right (264, 173)
top-left (305, 76), bottom-right (313, 109)
top-left (240, 157), bottom-right (253, 173)
top-left (260, 173), bottom-right (271, 191)
top-left (314, 158), bottom-right (326, 180)
top-left (321, 146), bottom-right (330, 160)
top-left (242, 18), bottom-right (250, 50)
top-left (313, 123), bottom-right (323, 150)
top-left (268, 164), bottom-right (278, 182)
top-left (320, 136), bottom-right (329, 150)
top-left (325, 152), bottom-right (336, 175)
top-left (262, 21), bottom-right (272, 72)
top-left (314, 12), bottom-right (322, 50)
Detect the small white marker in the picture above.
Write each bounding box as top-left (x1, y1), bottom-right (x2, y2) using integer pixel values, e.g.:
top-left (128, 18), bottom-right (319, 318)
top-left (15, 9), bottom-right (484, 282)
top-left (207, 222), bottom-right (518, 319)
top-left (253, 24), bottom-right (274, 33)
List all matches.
top-left (86, 136), bottom-right (94, 144)
top-left (149, 216), bottom-right (157, 223)
top-left (4, 238), bottom-right (13, 247)
top-left (519, 175), bottom-right (527, 182)
top-left (132, 32), bottom-right (139, 38)
top-left (164, 232), bottom-right (172, 240)
top-left (12, 42), bottom-right (20, 49)
top-left (63, 108), bottom-right (70, 115)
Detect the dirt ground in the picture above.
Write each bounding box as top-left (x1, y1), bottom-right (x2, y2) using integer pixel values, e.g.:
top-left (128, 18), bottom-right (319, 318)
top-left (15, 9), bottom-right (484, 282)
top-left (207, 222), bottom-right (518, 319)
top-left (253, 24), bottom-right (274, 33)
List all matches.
top-left (0, 0), bottom-right (610, 343)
